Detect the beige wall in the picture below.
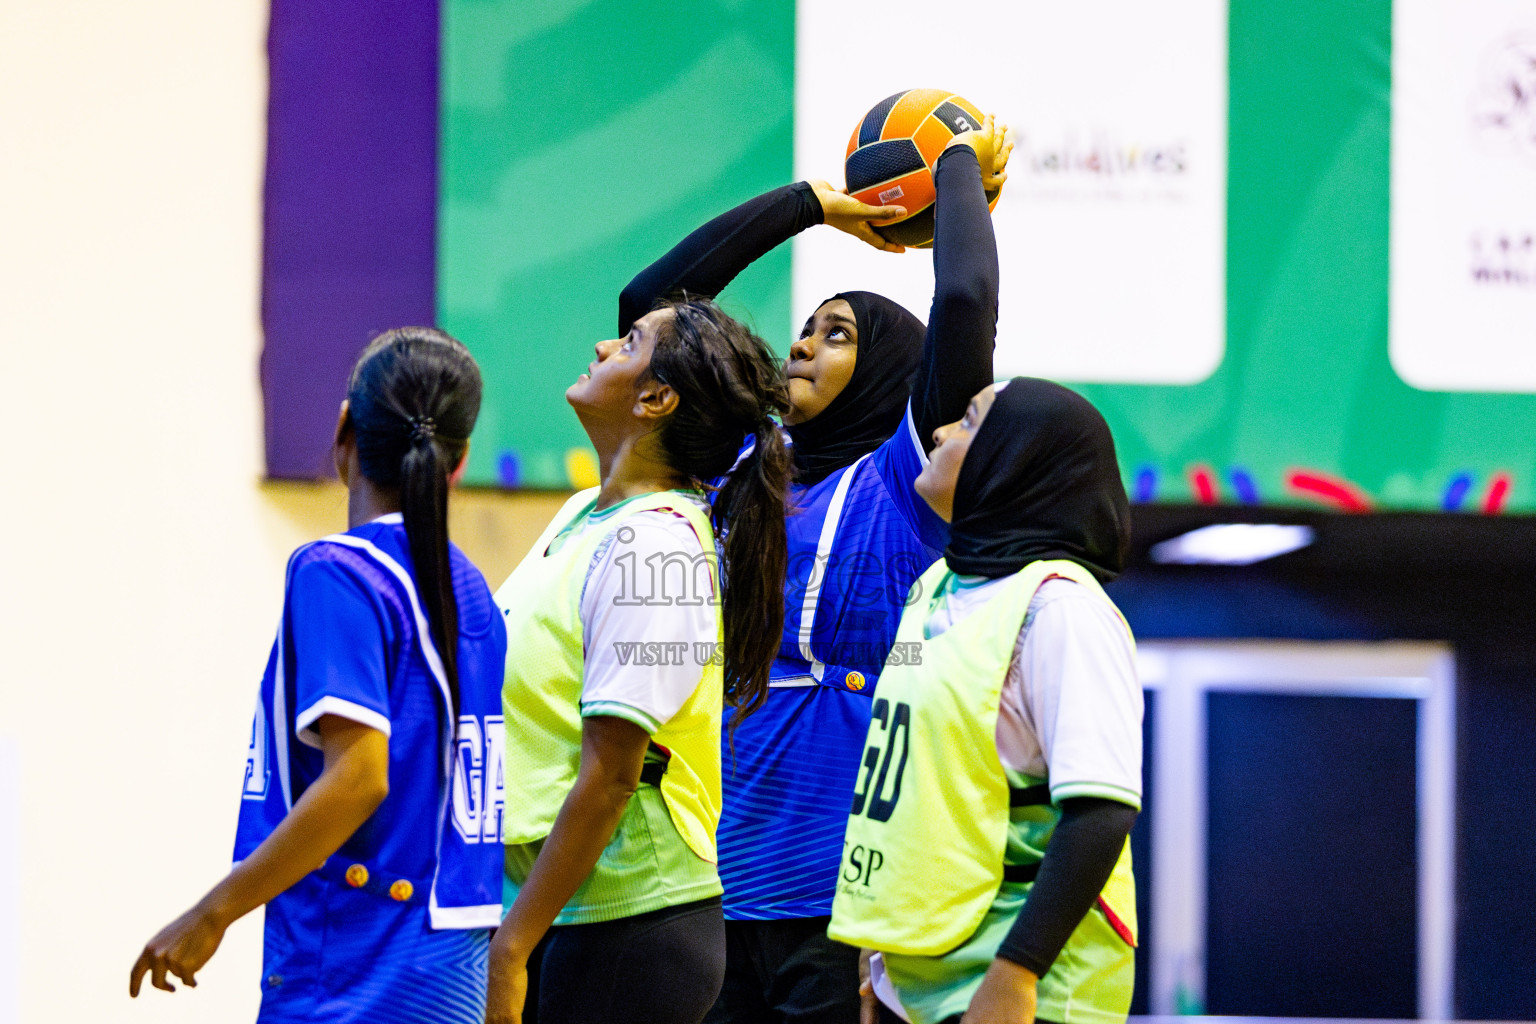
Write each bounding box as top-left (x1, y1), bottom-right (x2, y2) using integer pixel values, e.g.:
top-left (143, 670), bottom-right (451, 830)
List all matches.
top-left (0, 4), bottom-right (565, 1020)
top-left (267, 482), bottom-right (574, 591)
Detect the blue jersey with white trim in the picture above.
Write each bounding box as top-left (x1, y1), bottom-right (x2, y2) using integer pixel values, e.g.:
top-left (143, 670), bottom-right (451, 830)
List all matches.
top-left (255, 874), bottom-right (488, 1023)
top-left (235, 515), bottom-right (508, 931)
top-left (718, 408), bottom-right (947, 919)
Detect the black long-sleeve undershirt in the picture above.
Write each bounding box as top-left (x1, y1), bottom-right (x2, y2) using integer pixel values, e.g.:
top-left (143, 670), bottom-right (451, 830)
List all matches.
top-left (617, 182), bottom-right (823, 337)
top-left (911, 144), bottom-right (999, 450)
top-left (616, 149), bottom-right (998, 452)
top-left (996, 797), bottom-right (1139, 978)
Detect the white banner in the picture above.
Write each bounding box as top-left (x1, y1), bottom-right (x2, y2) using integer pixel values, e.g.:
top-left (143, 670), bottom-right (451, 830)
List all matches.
top-left (1391, 0), bottom-right (1536, 393)
top-left (793, 0), bottom-right (1228, 385)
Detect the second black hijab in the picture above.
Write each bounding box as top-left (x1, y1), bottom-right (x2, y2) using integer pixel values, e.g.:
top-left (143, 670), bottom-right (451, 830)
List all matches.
top-left (785, 291), bottom-right (925, 486)
top-left (944, 377), bottom-right (1131, 582)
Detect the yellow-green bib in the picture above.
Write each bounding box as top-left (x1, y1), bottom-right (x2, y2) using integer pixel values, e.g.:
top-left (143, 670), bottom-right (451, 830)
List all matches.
top-left (496, 487), bottom-right (724, 865)
top-left (829, 558), bottom-right (1138, 957)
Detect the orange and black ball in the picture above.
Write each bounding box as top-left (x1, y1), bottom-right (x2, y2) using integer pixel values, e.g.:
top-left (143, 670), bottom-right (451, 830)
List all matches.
top-left (844, 89), bottom-right (1001, 248)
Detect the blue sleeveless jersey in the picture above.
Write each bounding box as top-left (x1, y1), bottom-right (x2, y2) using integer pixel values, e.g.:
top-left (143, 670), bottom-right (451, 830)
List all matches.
top-left (234, 515), bottom-right (507, 1021)
top-left (718, 409), bottom-right (947, 919)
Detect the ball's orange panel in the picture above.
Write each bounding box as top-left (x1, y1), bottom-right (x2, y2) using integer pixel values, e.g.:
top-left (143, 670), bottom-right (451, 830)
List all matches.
top-left (849, 168), bottom-right (935, 225)
top-left (882, 88), bottom-right (952, 140)
top-left (846, 124), bottom-right (861, 161)
top-left (913, 115), bottom-right (954, 168)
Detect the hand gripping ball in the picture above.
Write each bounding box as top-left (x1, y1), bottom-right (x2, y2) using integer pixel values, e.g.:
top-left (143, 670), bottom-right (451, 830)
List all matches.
top-left (844, 89), bottom-right (1001, 248)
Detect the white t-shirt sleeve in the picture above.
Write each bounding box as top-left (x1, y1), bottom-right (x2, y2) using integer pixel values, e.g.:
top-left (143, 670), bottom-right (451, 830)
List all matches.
top-left (579, 508), bottom-right (718, 734)
top-left (998, 578), bottom-right (1143, 809)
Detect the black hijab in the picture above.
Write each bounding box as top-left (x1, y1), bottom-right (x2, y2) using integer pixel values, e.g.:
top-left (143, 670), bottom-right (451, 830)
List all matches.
top-left (945, 377), bottom-right (1131, 582)
top-left (785, 291), bottom-right (925, 485)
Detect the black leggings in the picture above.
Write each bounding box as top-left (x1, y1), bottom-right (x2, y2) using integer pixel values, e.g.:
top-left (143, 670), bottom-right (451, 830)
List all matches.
top-left (537, 897), bottom-right (726, 1024)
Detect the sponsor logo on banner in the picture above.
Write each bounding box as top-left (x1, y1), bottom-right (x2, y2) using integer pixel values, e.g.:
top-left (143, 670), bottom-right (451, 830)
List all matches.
top-left (1390, 1), bottom-right (1536, 392)
top-left (1465, 36), bottom-right (1536, 292)
top-left (1470, 34), bottom-right (1536, 162)
top-left (1470, 231), bottom-right (1536, 288)
top-left (1015, 131), bottom-right (1190, 200)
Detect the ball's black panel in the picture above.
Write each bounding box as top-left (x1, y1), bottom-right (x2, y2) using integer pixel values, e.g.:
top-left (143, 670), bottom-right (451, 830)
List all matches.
top-left (874, 202), bottom-right (935, 248)
top-left (932, 101), bottom-right (982, 135)
top-left (985, 186), bottom-right (1001, 206)
top-left (846, 138), bottom-right (926, 193)
top-left (858, 91), bottom-right (908, 148)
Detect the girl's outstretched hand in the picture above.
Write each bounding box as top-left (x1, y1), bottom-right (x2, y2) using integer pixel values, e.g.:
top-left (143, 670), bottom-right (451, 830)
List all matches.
top-left (947, 114), bottom-right (1014, 193)
top-left (126, 717), bottom-right (387, 1001)
top-left (128, 902), bottom-right (228, 997)
top-left (959, 956), bottom-right (1038, 1024)
top-left (808, 179), bottom-right (908, 253)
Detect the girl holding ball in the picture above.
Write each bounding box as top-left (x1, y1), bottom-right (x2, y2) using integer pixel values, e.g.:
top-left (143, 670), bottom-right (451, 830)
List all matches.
top-left (621, 113), bottom-right (1011, 1024)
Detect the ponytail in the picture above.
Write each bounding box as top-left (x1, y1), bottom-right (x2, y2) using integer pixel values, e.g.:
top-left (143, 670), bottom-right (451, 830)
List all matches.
top-left (648, 299), bottom-right (792, 718)
top-left (711, 419), bottom-right (792, 716)
top-left (346, 328), bottom-right (483, 728)
top-left (399, 418), bottom-right (461, 725)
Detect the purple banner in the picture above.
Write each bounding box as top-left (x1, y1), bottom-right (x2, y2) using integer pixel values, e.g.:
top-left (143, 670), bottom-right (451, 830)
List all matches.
top-left (260, 0), bottom-right (439, 479)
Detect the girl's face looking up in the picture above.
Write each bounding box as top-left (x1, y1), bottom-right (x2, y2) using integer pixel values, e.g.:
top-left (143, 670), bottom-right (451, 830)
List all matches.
top-left (915, 384), bottom-right (998, 522)
top-left (568, 308), bottom-right (673, 421)
top-left (781, 299), bottom-right (858, 425)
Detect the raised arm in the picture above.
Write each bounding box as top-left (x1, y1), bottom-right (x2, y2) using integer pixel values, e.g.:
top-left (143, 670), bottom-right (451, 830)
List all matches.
top-left (911, 119), bottom-right (1010, 451)
top-left (619, 184), bottom-right (823, 335)
top-left (618, 183), bottom-right (907, 335)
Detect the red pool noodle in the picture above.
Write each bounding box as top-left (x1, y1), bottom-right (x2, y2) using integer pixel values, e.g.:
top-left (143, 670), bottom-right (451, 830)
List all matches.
top-left (1189, 465), bottom-right (1219, 505)
top-left (1285, 470), bottom-right (1374, 512)
top-left (1483, 473), bottom-right (1511, 514)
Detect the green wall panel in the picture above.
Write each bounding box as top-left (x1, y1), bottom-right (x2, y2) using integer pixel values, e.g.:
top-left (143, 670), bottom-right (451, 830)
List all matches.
top-left (440, 0), bottom-right (796, 487)
top-left (441, 0), bottom-right (1536, 511)
top-left (1073, 0), bottom-right (1536, 512)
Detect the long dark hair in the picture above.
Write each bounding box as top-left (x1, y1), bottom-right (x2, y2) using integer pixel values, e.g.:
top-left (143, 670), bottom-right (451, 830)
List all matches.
top-left (344, 328), bottom-right (483, 724)
top-left (647, 298), bottom-right (791, 717)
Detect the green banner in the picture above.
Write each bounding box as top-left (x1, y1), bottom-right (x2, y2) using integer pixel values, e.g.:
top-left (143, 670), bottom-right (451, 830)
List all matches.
top-left (1073, 0), bottom-right (1535, 513)
top-left (439, 0), bottom-right (796, 489)
top-left (442, 0), bottom-right (1536, 512)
